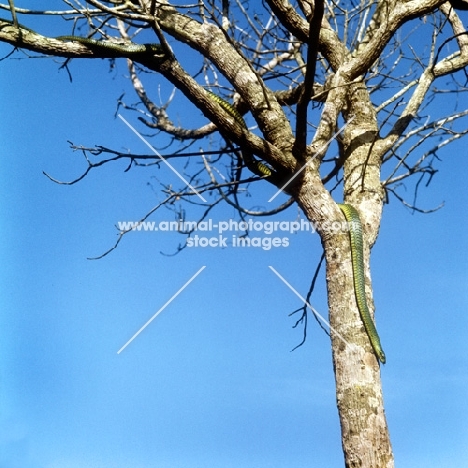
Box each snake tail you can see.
[338,203,386,364]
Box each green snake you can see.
[56,36,273,177]
[338,203,386,364]
[55,35,164,57]
[55,37,270,174]
[205,92,275,178]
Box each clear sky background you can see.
[1,6,467,468]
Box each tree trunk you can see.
[325,232,393,468]
[297,179,393,467]
[296,77,394,464]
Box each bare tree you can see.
[2,0,468,466]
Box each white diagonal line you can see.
[268,116,355,202]
[118,114,207,202]
[117,266,206,354]
[268,265,352,351]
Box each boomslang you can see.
[338,203,386,364]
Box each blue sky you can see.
[1,10,468,468]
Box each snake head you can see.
[377,349,386,364]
